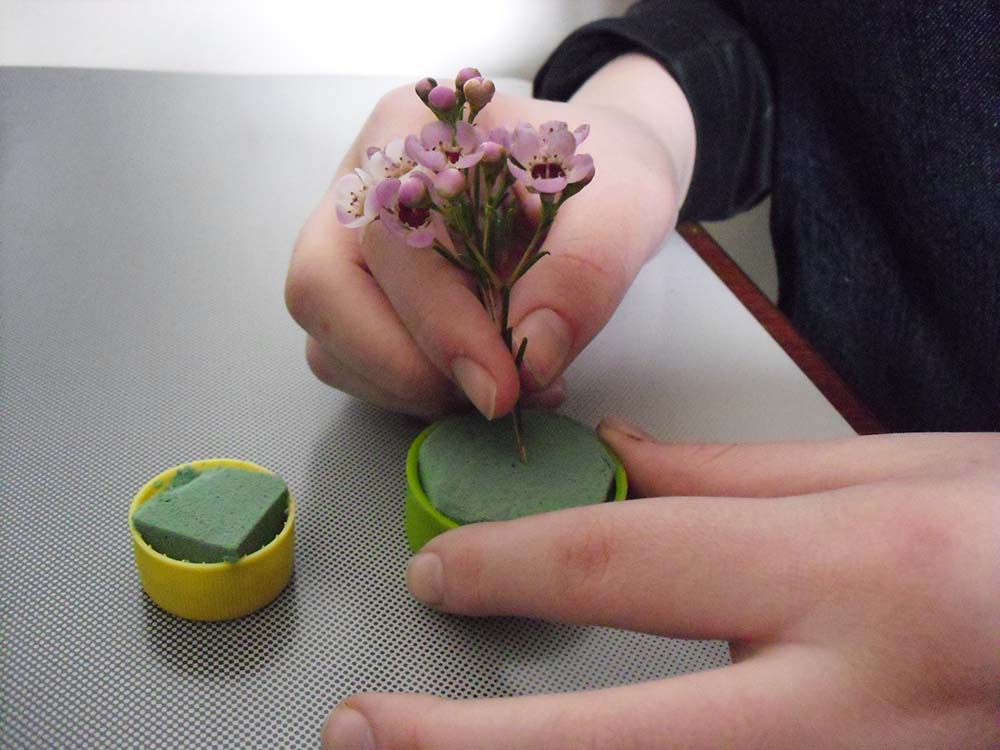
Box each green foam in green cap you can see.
[418,410,616,524]
[132,466,289,563]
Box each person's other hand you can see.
[286,55,695,419]
[323,426,1000,749]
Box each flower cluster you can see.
[334,67,594,459]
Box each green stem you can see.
[467,243,501,288]
[511,405,527,463]
[482,200,496,270]
[497,284,528,462]
[450,198,501,287]
[508,211,552,284]
[473,164,481,227]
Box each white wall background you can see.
[0,0,630,79]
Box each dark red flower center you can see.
[398,204,430,229]
[531,162,565,180]
[445,149,461,164]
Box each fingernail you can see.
[323,705,374,750]
[512,308,572,388]
[407,552,444,605]
[599,415,656,442]
[451,357,496,419]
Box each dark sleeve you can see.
[533,0,773,222]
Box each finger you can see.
[598,417,1000,498]
[520,375,566,409]
[305,337,459,419]
[360,221,520,420]
[408,494,823,642]
[508,167,671,391]
[287,193,457,414]
[323,648,851,750]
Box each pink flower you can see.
[538,120,589,147]
[334,168,378,228]
[363,139,417,180]
[507,121,594,194]
[486,127,511,149]
[375,173,439,248]
[405,121,485,171]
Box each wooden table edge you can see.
[678,222,886,436]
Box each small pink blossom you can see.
[405,121,485,171]
[455,67,481,89]
[334,168,378,228]
[507,121,594,194]
[427,85,457,111]
[414,77,436,103]
[479,127,510,164]
[480,141,504,164]
[434,168,465,199]
[398,175,428,207]
[375,173,439,247]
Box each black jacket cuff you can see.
[534,0,773,222]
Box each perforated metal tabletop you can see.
[0,68,854,748]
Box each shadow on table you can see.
[139,574,300,676]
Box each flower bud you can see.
[434,168,465,199]
[455,67,482,90]
[398,175,429,208]
[480,141,504,164]
[428,85,457,111]
[463,78,495,110]
[414,77,436,103]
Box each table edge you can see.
[678,222,886,436]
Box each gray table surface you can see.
[0,68,852,749]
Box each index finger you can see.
[408,492,831,643]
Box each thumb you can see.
[508,205,646,391]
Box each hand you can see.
[286,55,695,419]
[322,425,1000,749]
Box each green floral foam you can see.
[133,467,288,563]
[418,410,616,524]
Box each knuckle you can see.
[559,241,630,290]
[284,259,319,331]
[437,542,491,612]
[529,252,628,342]
[541,703,633,750]
[552,516,619,606]
[883,490,958,581]
[304,339,342,387]
[393,356,441,397]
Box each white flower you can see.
[334,168,378,228]
[362,139,417,180]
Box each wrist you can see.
[569,53,696,218]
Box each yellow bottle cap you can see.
[128,458,295,621]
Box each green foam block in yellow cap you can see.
[129,458,295,621]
